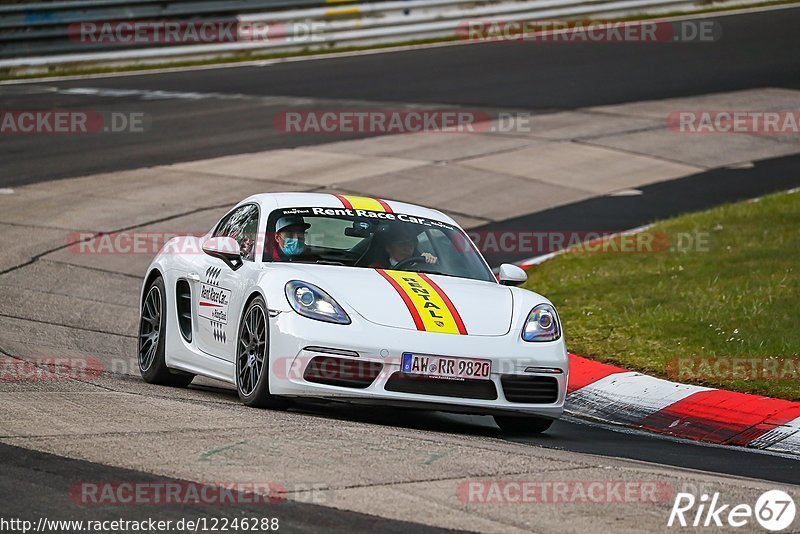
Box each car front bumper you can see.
[268,310,568,419]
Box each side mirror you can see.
[498,263,527,286]
[202,236,243,270]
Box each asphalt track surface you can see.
[0,442,456,533]
[2,7,800,186]
[285,398,800,485]
[477,152,800,264]
[1,5,800,531]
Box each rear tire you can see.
[138,275,195,388]
[236,296,289,409]
[493,415,553,435]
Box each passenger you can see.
[271,215,318,262]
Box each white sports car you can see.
[138,192,568,433]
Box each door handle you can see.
[187,272,201,282]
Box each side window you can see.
[213,204,259,261]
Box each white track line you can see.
[1,3,797,85]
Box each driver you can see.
[271,215,318,262]
[369,227,437,269]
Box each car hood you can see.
[276,265,513,336]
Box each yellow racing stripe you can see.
[334,194,393,213]
[378,270,467,335]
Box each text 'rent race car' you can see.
[138,193,568,433]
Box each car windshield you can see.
[265,206,496,283]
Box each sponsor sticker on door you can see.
[198,283,231,324]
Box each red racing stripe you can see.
[639,389,800,445]
[375,198,394,213]
[333,194,354,210]
[566,354,627,393]
[418,273,467,335]
[376,269,425,331]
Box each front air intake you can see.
[500,375,559,403]
[303,356,383,388]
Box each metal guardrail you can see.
[0,0,340,27]
[0,0,355,57]
[0,0,728,71]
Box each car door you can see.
[192,204,260,361]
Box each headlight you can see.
[285,281,351,325]
[522,303,561,342]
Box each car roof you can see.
[237,192,459,227]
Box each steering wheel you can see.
[393,256,426,270]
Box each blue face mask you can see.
[281,238,305,257]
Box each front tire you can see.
[138,275,195,387]
[236,296,289,409]
[493,415,553,435]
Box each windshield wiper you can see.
[315,260,346,266]
[415,269,453,277]
[414,269,493,283]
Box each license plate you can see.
[401,352,492,380]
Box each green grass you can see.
[525,190,800,399]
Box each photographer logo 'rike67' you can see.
[668,490,796,531]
